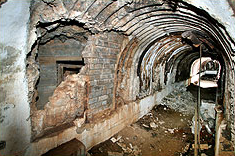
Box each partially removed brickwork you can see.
[28,28,124,139]
[84,32,124,116]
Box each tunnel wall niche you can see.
[27,22,125,140]
[37,38,85,110]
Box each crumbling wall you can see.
[31,74,88,139]
[37,38,85,109]
[1,0,235,156]
[26,21,124,138]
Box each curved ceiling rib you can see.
[74,0,235,101]
[100,1,235,101]
[85,1,234,69]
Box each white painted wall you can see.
[0,0,31,155]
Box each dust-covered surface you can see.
[88,89,216,156]
[160,87,196,115]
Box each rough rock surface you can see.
[31,74,88,138]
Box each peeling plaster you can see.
[0,0,31,155]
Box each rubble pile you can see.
[160,88,196,115]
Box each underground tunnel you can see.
[1,0,235,156]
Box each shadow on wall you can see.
[42,139,86,156]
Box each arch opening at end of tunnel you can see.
[190,57,222,88]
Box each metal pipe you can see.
[194,44,202,156]
[198,44,202,154]
[194,101,199,156]
[215,107,223,156]
[214,72,221,156]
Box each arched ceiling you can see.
[70,0,234,79]
[31,0,235,66]
[83,0,234,60]
[31,0,235,98]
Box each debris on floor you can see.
[88,88,216,156]
[192,144,210,150]
[160,87,196,115]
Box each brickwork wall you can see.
[83,32,124,116]
[36,38,85,109]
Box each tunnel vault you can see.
[23,0,235,155]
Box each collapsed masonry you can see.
[1,0,235,156]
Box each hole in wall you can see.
[36,38,86,110]
[28,20,90,110]
[26,20,91,140]
[56,60,85,84]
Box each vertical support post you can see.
[194,99,199,156]
[215,106,223,156]
[198,44,202,153]
[194,44,202,156]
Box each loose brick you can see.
[98,95,108,101]
[102,100,107,106]
[109,42,120,49]
[89,97,98,104]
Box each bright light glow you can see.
[190,57,221,88]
